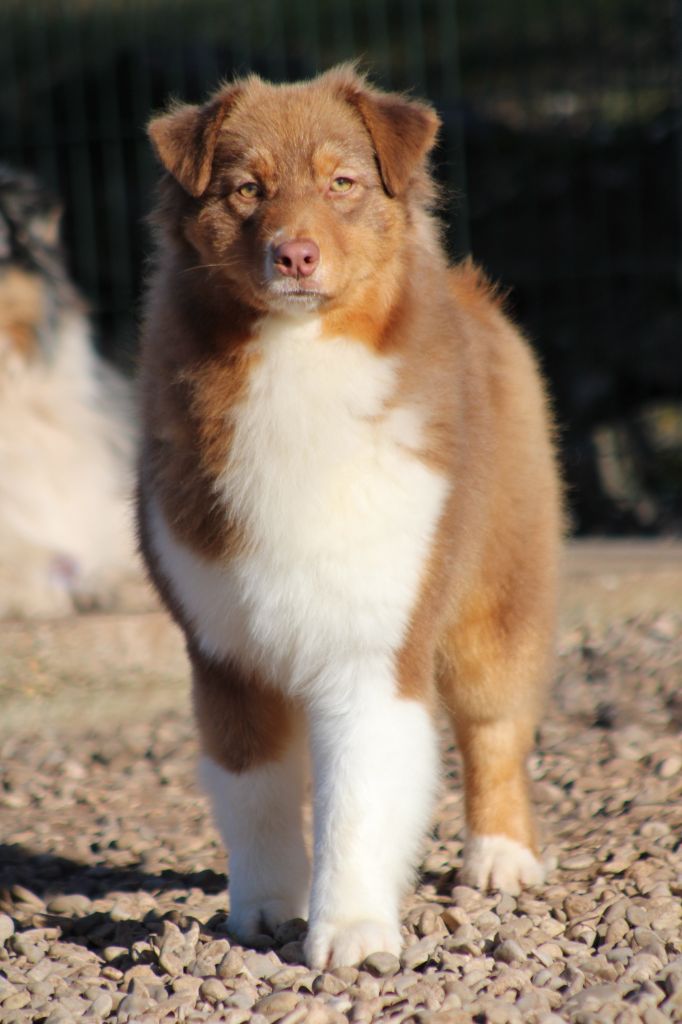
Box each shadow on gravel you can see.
[0,843,226,901]
[0,843,234,961]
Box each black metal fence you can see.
[1,0,681,533]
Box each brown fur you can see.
[0,268,45,358]
[192,644,298,774]
[138,65,563,856]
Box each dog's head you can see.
[148,65,440,321]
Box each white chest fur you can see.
[150,315,449,694]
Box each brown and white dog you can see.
[0,166,140,618]
[137,65,563,969]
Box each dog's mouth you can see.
[266,284,329,309]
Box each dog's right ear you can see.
[147,86,243,198]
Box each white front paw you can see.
[305,918,402,969]
[460,834,545,894]
[228,894,308,942]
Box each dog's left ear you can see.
[147,86,243,197]
[341,80,441,198]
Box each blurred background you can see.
[0,0,680,536]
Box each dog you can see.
[137,65,563,969]
[0,165,140,618]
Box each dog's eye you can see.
[236,182,261,199]
[330,177,354,194]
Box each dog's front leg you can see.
[304,657,439,969]
[200,742,310,941]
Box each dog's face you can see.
[148,66,440,319]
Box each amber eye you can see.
[330,177,354,193]
[236,181,261,199]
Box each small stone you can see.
[564,894,595,919]
[222,1011,252,1024]
[313,971,349,994]
[117,992,150,1018]
[493,938,526,963]
[657,756,682,779]
[10,934,44,963]
[663,971,682,997]
[0,914,15,945]
[43,1011,72,1024]
[47,894,91,915]
[2,992,30,1010]
[417,906,439,936]
[103,945,128,963]
[450,885,480,911]
[331,966,358,985]
[643,1009,670,1024]
[189,955,216,977]
[172,975,203,995]
[218,949,245,979]
[158,948,183,975]
[400,935,439,970]
[11,885,44,908]
[534,942,562,967]
[560,853,594,870]
[254,990,300,1019]
[474,910,501,938]
[243,951,280,979]
[279,940,305,964]
[273,918,307,945]
[362,951,400,977]
[269,967,303,989]
[626,905,649,927]
[603,898,628,923]
[441,906,469,931]
[276,1007,309,1024]
[101,966,123,981]
[496,893,517,916]
[200,977,230,1004]
[447,924,480,954]
[89,993,113,1017]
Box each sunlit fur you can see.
[138,65,563,969]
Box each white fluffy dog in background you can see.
[0,165,143,618]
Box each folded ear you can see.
[147,86,243,197]
[341,78,441,198]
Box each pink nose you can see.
[272,238,320,278]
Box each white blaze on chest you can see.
[151,315,449,691]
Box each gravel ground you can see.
[1,613,681,1024]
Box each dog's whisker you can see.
[179,261,241,274]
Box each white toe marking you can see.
[305,918,402,969]
[460,834,545,894]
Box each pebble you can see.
[254,990,300,1018]
[400,935,439,970]
[361,951,400,977]
[313,972,348,995]
[279,941,305,964]
[441,908,469,936]
[218,949,245,979]
[199,976,230,1003]
[656,756,681,778]
[46,894,91,915]
[626,905,649,927]
[89,993,114,1017]
[0,914,15,945]
[494,939,527,964]
[2,991,30,1010]
[243,951,281,979]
